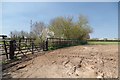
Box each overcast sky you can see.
[1,2,118,38]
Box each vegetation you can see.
[10,15,92,43]
[7,15,119,51]
[8,15,93,50]
[48,40,88,50]
[49,15,92,40]
[88,41,119,45]
[10,30,30,39]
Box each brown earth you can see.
[3,45,118,78]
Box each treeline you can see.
[10,15,93,44]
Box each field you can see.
[88,41,119,45]
[3,44,118,78]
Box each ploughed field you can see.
[3,45,118,78]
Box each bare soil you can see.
[3,45,118,78]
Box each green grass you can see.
[88,41,119,45]
[0,41,3,44]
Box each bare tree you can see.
[31,21,45,39]
[10,30,30,39]
[9,15,93,42]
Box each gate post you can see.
[43,38,48,51]
[31,39,34,54]
[46,39,48,51]
[9,40,15,60]
[19,39,21,51]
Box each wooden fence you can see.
[0,35,47,60]
[47,38,87,50]
[0,35,87,60]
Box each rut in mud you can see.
[3,45,118,78]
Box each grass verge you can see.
[88,41,119,45]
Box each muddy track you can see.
[3,45,118,78]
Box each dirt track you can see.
[3,45,118,78]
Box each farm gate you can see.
[0,35,48,61]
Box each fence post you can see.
[43,39,48,51]
[9,40,15,60]
[46,38,48,51]
[32,40,34,54]
[19,39,21,51]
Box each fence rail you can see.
[0,35,46,61]
[47,38,87,50]
[0,36,88,61]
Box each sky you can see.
[1,2,118,38]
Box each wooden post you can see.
[32,40,34,54]
[46,38,48,51]
[9,40,15,60]
[19,39,21,51]
[43,38,48,51]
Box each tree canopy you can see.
[10,15,93,41]
[49,15,93,40]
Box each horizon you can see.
[1,2,118,38]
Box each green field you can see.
[88,41,119,45]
